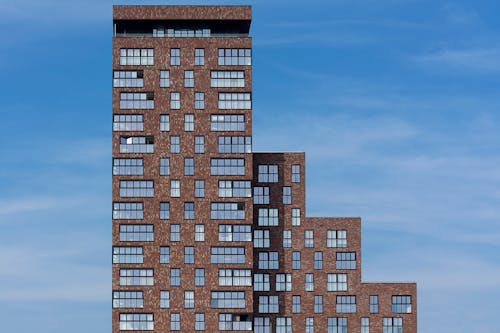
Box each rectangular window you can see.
[327,274,348,292]
[211,247,246,264]
[336,296,356,313]
[211,202,245,219]
[258,208,278,226]
[314,252,323,269]
[283,186,291,204]
[170,92,180,109]
[184,291,194,308]
[113,246,143,264]
[305,273,314,291]
[336,252,356,269]
[112,291,144,308]
[211,71,245,87]
[392,295,412,313]
[113,114,144,131]
[361,317,370,333]
[383,318,402,333]
[218,224,251,242]
[292,295,301,313]
[210,114,245,131]
[184,114,194,131]
[160,246,170,264]
[254,187,270,204]
[258,251,279,269]
[159,70,170,87]
[195,224,205,242]
[305,317,314,333]
[276,273,292,291]
[283,230,292,248]
[159,158,170,175]
[160,290,170,308]
[120,180,154,197]
[119,313,154,331]
[119,269,153,286]
[292,164,301,182]
[195,180,205,197]
[113,70,144,87]
[160,114,170,131]
[159,202,170,219]
[218,180,251,198]
[195,313,205,331]
[119,224,153,242]
[113,202,143,219]
[184,157,194,175]
[195,136,205,153]
[327,317,348,333]
[292,208,301,226]
[119,48,154,66]
[170,268,180,286]
[211,291,246,308]
[195,48,205,65]
[370,295,379,313]
[218,136,252,153]
[194,92,205,109]
[113,158,143,175]
[218,92,251,109]
[184,70,194,87]
[171,313,180,331]
[219,269,252,286]
[184,246,194,264]
[210,158,245,175]
[195,268,205,286]
[170,135,180,153]
[276,317,292,333]
[219,314,252,331]
[292,251,301,270]
[314,295,323,313]
[120,92,154,109]
[327,230,347,248]
[254,317,271,333]
[253,229,270,248]
[170,224,180,242]
[305,230,314,248]
[120,136,154,153]
[258,295,279,313]
[170,48,180,65]
[218,48,252,66]
[258,165,278,182]
[170,180,180,197]
[253,273,270,291]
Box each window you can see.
[170,180,180,197]
[195,268,205,286]
[314,252,323,269]
[195,136,205,153]
[361,317,370,333]
[305,273,314,291]
[292,251,301,269]
[184,246,194,264]
[119,224,153,242]
[120,92,154,109]
[160,202,170,219]
[113,246,143,264]
[170,48,180,65]
[327,230,347,248]
[211,247,246,264]
[113,70,144,87]
[392,296,412,313]
[119,313,154,331]
[336,296,356,313]
[113,202,143,219]
[211,114,245,131]
[120,180,154,197]
[219,269,252,286]
[160,114,170,131]
[292,295,301,313]
[159,158,170,176]
[292,208,301,226]
[210,158,245,175]
[370,295,379,313]
[184,70,194,87]
[170,92,180,109]
[160,70,170,87]
[218,48,251,65]
[211,291,246,308]
[314,295,323,313]
[113,291,143,308]
[336,252,356,269]
[328,274,348,292]
[218,224,251,242]
[283,187,291,204]
[160,291,170,308]
[258,208,278,226]
[113,158,143,175]
[276,317,292,333]
[119,48,154,66]
[195,48,204,65]
[305,317,314,333]
[383,318,402,333]
[276,274,292,291]
[160,246,170,264]
[258,295,279,313]
[254,229,270,248]
[195,313,205,331]
[327,317,348,333]
[184,291,194,308]
[170,313,180,331]
[170,224,180,242]
[195,224,205,242]
[211,202,245,219]
[254,187,270,204]
[165,28,210,37]
[254,317,271,333]
[283,230,292,247]
[218,136,252,153]
[194,92,205,109]
[120,136,154,153]
[170,135,180,153]
[305,230,314,248]
[211,71,245,87]
[170,268,180,286]
[253,273,270,291]
[218,180,252,198]
[113,114,144,131]
[219,314,252,331]
[195,180,205,197]
[258,251,279,269]
[292,164,301,182]
[258,165,278,182]
[185,114,194,131]
[184,158,194,175]
[218,92,251,109]
[119,269,153,286]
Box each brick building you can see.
[112,5,417,333]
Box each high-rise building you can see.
[112,5,417,333]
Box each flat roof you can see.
[113,5,252,21]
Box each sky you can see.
[0,0,499,332]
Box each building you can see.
[112,5,417,333]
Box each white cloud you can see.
[416,47,500,73]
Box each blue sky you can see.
[1,0,499,332]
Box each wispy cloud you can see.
[416,47,500,73]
